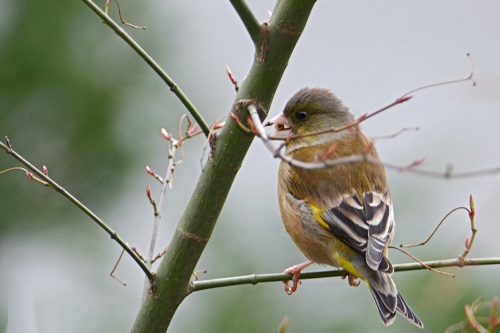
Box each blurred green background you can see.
[1,1,500,332]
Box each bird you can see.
[266,87,423,328]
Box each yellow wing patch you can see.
[311,203,368,284]
[309,204,331,231]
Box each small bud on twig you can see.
[469,194,475,220]
[225,65,239,92]
[161,128,172,141]
[146,166,164,184]
[187,124,200,137]
[146,185,153,203]
[397,95,413,104]
[229,112,251,133]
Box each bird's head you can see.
[267,88,355,148]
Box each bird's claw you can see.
[281,261,312,295]
[283,272,301,295]
[341,273,360,287]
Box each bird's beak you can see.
[265,113,292,140]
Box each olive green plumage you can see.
[271,87,423,328]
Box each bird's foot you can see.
[282,260,313,295]
[341,273,360,287]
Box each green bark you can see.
[131,1,317,332]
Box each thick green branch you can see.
[0,139,152,280]
[130,1,317,332]
[81,0,210,136]
[190,257,500,292]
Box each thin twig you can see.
[81,0,210,137]
[401,206,471,248]
[248,104,267,139]
[199,116,227,170]
[190,257,500,292]
[405,53,476,99]
[364,53,476,124]
[371,127,419,141]
[401,195,477,268]
[152,247,168,264]
[112,0,146,29]
[389,245,455,277]
[110,249,127,286]
[0,166,52,187]
[242,106,500,179]
[267,55,475,143]
[459,195,477,264]
[447,297,495,333]
[146,141,177,270]
[0,138,153,280]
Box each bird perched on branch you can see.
[267,87,423,328]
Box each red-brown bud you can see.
[469,194,475,219]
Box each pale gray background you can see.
[1,1,500,332]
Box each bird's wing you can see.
[320,191,394,273]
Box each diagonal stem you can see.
[0,139,153,280]
[80,0,210,137]
[230,0,262,46]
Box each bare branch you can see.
[389,246,455,277]
[0,138,153,281]
[267,55,475,142]
[401,206,471,248]
[105,0,146,29]
[81,0,210,136]
[244,104,500,179]
[190,257,500,292]
[131,1,318,330]
[110,249,127,286]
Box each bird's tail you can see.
[369,283,424,328]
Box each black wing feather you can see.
[320,191,394,273]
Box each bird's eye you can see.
[295,110,309,121]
